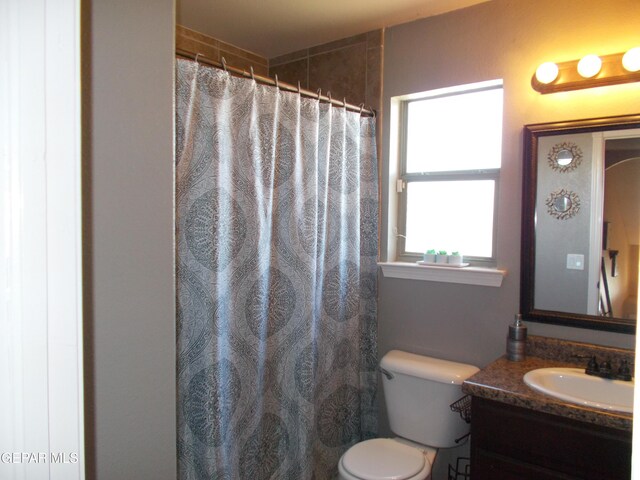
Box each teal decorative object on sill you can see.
[449,251,463,265]
[423,249,437,263]
[436,250,448,264]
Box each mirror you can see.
[546,189,580,219]
[549,143,582,171]
[521,114,640,333]
[556,150,574,167]
[552,194,572,212]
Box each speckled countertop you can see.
[462,335,634,432]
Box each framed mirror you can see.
[521,113,640,333]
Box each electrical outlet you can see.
[566,254,584,270]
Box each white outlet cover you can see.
[567,254,585,270]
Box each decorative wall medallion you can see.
[548,142,583,172]
[546,189,581,220]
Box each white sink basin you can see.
[523,367,634,413]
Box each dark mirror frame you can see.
[521,113,640,334]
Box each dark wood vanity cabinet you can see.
[470,397,632,480]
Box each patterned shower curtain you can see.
[175,58,378,480]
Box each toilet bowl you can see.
[337,350,479,480]
[338,438,437,480]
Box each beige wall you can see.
[380,0,640,472]
[83,0,176,478]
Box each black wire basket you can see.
[448,457,471,480]
[450,395,472,424]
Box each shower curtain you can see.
[175,58,378,480]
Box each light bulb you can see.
[535,62,559,84]
[622,47,640,72]
[577,54,602,78]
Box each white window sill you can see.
[378,262,506,287]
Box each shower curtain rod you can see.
[176,49,375,117]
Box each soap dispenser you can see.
[506,314,527,361]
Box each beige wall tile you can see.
[270,58,309,89]
[219,41,268,67]
[176,35,220,62]
[366,29,384,48]
[270,48,309,67]
[308,33,367,56]
[176,25,218,48]
[176,24,268,73]
[308,43,367,106]
[365,46,383,111]
[220,51,269,76]
[268,30,383,159]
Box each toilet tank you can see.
[380,350,479,448]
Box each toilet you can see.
[338,350,479,480]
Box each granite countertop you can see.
[462,336,634,432]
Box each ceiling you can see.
[177,0,490,59]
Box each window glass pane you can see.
[405,180,495,258]
[406,87,503,173]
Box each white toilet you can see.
[338,350,479,480]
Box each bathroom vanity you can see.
[462,336,633,480]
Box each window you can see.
[395,81,503,265]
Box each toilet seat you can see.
[340,438,432,480]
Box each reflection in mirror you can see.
[602,138,640,320]
[554,195,572,212]
[556,149,574,166]
[548,142,582,172]
[545,189,580,220]
[521,114,640,333]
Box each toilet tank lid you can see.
[381,350,479,385]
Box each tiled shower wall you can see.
[176,25,269,76]
[176,25,384,161]
[269,30,383,116]
[177,25,383,116]
[270,30,384,161]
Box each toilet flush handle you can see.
[379,367,394,380]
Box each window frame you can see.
[395,85,502,266]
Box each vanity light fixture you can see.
[532,47,640,94]
[576,54,602,78]
[535,62,559,84]
[622,47,640,72]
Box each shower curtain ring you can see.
[297,81,302,94]
[275,74,279,90]
[359,103,365,115]
[221,57,228,72]
[250,66,255,81]
[194,53,202,64]
[343,98,347,108]
[327,91,332,104]
[317,88,322,100]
